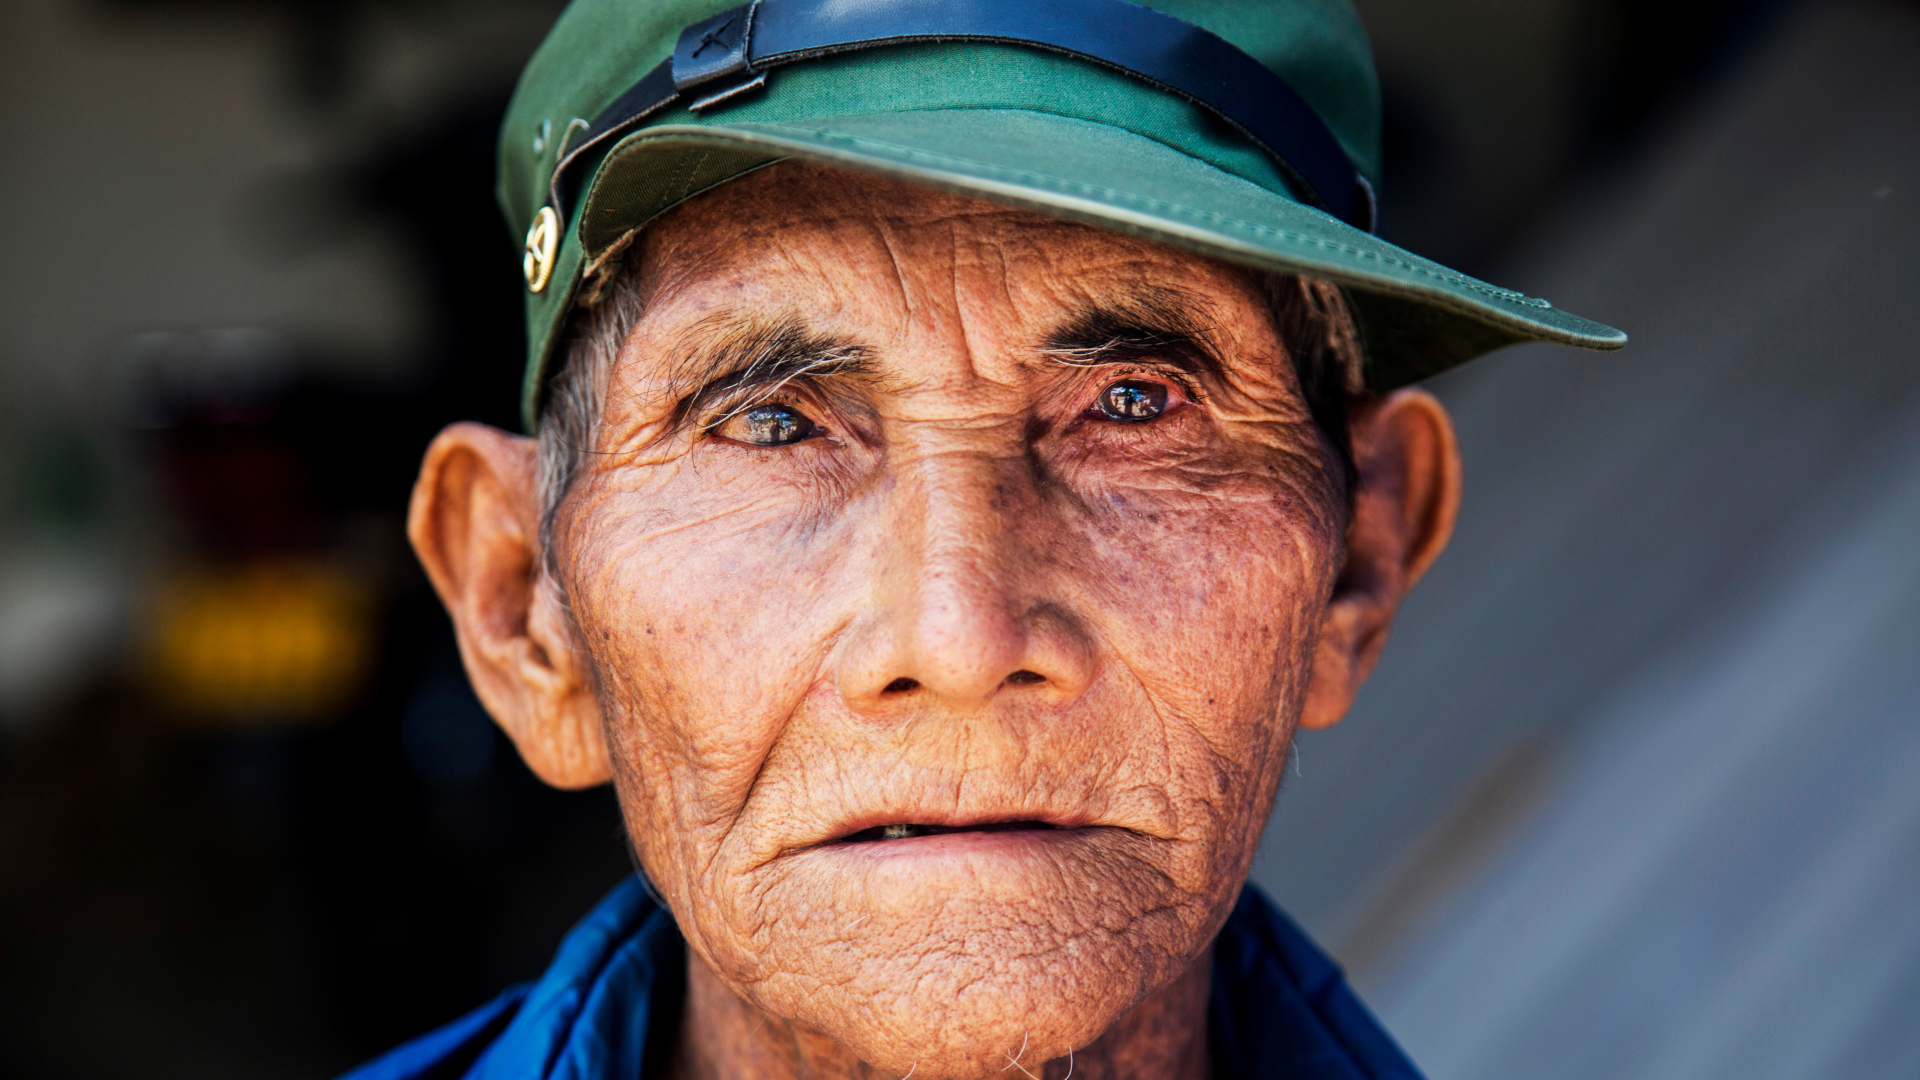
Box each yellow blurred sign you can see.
[146,561,372,725]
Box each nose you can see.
[835,449,1095,711]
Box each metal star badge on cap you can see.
[523,206,560,292]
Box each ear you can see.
[1299,388,1462,731]
[407,422,611,788]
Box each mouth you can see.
[835,820,1061,844]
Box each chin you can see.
[754,955,1142,1080]
[691,825,1216,1079]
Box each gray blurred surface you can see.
[1251,2,1920,1076]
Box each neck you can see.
[666,951,1214,1080]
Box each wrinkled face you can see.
[553,166,1346,1076]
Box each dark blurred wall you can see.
[1353,0,1790,270]
[0,3,639,1078]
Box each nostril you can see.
[883,678,920,694]
[1004,670,1046,687]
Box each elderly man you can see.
[347,1,1622,1078]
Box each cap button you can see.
[523,206,560,293]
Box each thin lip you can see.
[800,812,1100,854]
[819,824,1098,861]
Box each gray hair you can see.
[535,251,1367,566]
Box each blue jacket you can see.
[341,877,1422,1080]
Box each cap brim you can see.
[575,108,1624,394]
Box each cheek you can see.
[1071,440,1341,687]
[1057,443,1341,819]
[560,467,854,879]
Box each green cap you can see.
[499,0,1625,430]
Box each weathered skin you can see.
[409,166,1461,1080]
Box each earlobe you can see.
[408,422,612,788]
[1298,389,1462,731]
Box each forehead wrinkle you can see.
[813,207,1011,403]
[636,177,1273,421]
[939,218,1022,398]
[925,222,1155,399]
[863,211,924,351]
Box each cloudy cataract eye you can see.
[1098,379,1168,421]
[738,403,816,445]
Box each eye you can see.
[1095,379,1170,422]
[720,403,818,446]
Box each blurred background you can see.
[0,0,1912,1076]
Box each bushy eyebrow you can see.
[1038,287,1225,379]
[665,314,876,425]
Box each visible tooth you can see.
[881,824,920,840]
